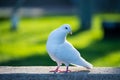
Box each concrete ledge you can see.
[0,66,120,80]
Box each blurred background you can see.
[0,0,120,67]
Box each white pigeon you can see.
[46,24,93,73]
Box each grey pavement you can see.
[0,66,120,80]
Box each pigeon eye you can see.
[65,27,68,29]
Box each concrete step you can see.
[0,66,120,80]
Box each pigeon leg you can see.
[66,66,71,72]
[50,63,62,72]
[59,66,71,73]
[49,66,60,72]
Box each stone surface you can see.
[0,66,120,80]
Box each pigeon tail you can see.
[83,61,93,69]
[80,57,93,69]
[72,57,93,69]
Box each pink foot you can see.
[49,70,61,72]
[49,66,60,72]
[59,70,71,73]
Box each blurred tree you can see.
[71,0,93,31]
[11,0,25,31]
[71,0,120,38]
[96,0,120,38]
[78,0,92,31]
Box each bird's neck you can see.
[48,30,67,44]
[57,33,67,44]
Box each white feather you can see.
[46,24,93,69]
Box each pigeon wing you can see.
[55,41,93,68]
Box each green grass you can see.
[0,14,120,67]
[0,16,79,61]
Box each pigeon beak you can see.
[69,31,72,35]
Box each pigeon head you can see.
[47,24,72,44]
[59,24,72,35]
